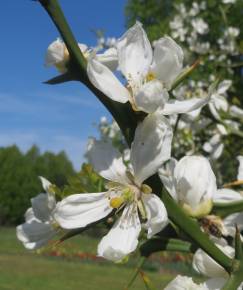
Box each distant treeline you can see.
[0,145,75,225]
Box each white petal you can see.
[193,243,234,278]
[142,193,168,238]
[217,80,232,95]
[97,204,141,262]
[87,57,129,103]
[158,158,178,200]
[54,192,112,229]
[86,139,130,184]
[208,102,221,120]
[151,36,183,88]
[45,38,66,67]
[213,95,228,112]
[237,156,243,180]
[78,43,88,54]
[161,97,209,115]
[174,156,216,209]
[131,111,173,184]
[213,188,243,203]
[229,105,243,119]
[164,275,207,290]
[96,47,118,71]
[31,193,52,222]
[39,176,52,192]
[16,220,56,250]
[134,79,169,113]
[117,21,152,82]
[203,278,226,290]
[224,213,243,234]
[39,176,56,211]
[24,208,36,223]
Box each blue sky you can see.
[0,1,127,170]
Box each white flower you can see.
[204,278,243,290]
[191,18,209,35]
[208,80,231,120]
[164,275,208,290]
[213,188,243,237]
[45,38,118,73]
[87,22,210,114]
[165,275,242,290]
[203,124,227,160]
[159,156,216,217]
[54,112,172,262]
[229,105,243,120]
[237,156,243,180]
[193,239,234,278]
[203,134,224,160]
[16,177,58,250]
[222,0,236,4]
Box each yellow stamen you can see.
[146,72,156,82]
[110,197,124,209]
[141,184,152,194]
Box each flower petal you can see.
[174,156,216,210]
[158,158,178,200]
[193,243,234,278]
[117,21,152,82]
[237,156,243,180]
[16,220,56,250]
[97,204,141,262]
[213,188,243,203]
[131,111,173,184]
[161,97,209,115]
[96,47,118,71]
[87,57,129,103]
[45,38,66,67]
[39,176,52,192]
[203,278,226,290]
[39,176,56,211]
[217,80,232,95]
[24,208,36,223]
[54,192,112,229]
[86,139,130,184]
[151,36,183,89]
[164,275,207,290]
[134,79,169,113]
[31,193,52,223]
[142,193,168,238]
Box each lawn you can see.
[0,228,173,290]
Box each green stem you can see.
[222,261,243,290]
[124,257,146,290]
[38,0,139,145]
[161,190,233,273]
[213,200,243,218]
[39,0,87,73]
[140,238,197,257]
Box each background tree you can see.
[0,145,74,225]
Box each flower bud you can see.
[45,38,69,73]
[174,156,216,217]
[45,39,89,73]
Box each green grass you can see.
[0,228,173,290]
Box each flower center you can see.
[108,183,152,209]
[145,71,156,82]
